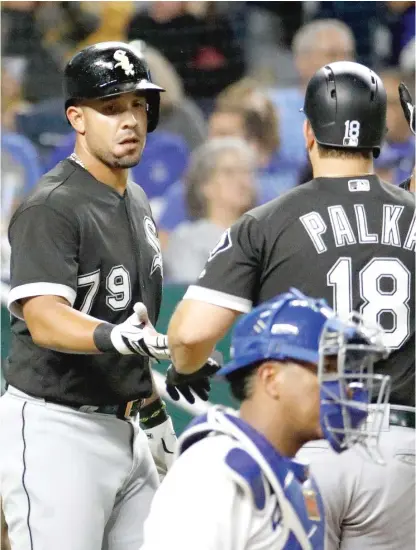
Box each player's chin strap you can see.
[178,406,315,550]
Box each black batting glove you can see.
[165,352,222,404]
[399,82,415,135]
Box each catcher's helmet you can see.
[63,41,164,132]
[217,288,390,460]
[303,61,387,157]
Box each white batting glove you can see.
[94,302,170,361]
[139,398,177,481]
[143,416,177,480]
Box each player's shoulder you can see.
[379,178,415,206]
[179,433,236,466]
[173,433,243,483]
[245,180,319,227]
[175,432,268,510]
[13,159,83,220]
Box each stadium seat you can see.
[1,131,43,195]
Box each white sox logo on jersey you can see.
[113,50,135,76]
[144,216,163,276]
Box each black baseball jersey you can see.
[6,158,163,405]
[185,175,416,406]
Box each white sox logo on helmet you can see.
[113,50,135,76]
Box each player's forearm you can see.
[167,299,238,374]
[22,296,103,354]
[168,311,214,374]
[169,339,214,374]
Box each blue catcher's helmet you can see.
[218,288,391,462]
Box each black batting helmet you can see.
[303,61,387,157]
[63,41,164,132]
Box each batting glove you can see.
[165,351,222,404]
[93,302,170,361]
[139,398,177,481]
[399,82,415,135]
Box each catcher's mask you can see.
[318,312,391,464]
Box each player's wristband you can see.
[93,322,116,352]
[140,397,168,429]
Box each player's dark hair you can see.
[226,362,262,402]
[317,143,372,160]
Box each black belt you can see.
[46,399,142,420]
[390,408,415,429]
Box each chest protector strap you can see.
[178,407,318,550]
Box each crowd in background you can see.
[2,0,415,284]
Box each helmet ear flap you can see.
[147,92,160,133]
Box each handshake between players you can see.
[94,300,221,403]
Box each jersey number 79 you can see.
[327,257,411,349]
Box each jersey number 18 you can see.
[327,257,410,349]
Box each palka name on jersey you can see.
[300,204,416,254]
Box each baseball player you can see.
[166,61,415,549]
[0,42,214,550]
[143,289,390,550]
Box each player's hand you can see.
[399,82,415,135]
[109,303,170,360]
[165,351,222,404]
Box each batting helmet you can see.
[63,41,164,132]
[303,61,387,158]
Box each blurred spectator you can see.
[380,69,415,185]
[309,2,383,67]
[1,132,43,280]
[245,2,304,87]
[209,104,277,172]
[163,138,256,283]
[2,2,98,103]
[157,98,282,247]
[385,1,415,72]
[69,2,135,51]
[1,64,28,132]
[215,77,280,167]
[374,145,402,183]
[1,132,42,217]
[292,19,356,87]
[215,79,302,194]
[127,1,245,101]
[130,40,207,150]
[268,19,356,171]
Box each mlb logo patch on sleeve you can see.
[348,179,370,192]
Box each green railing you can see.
[1,285,236,434]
